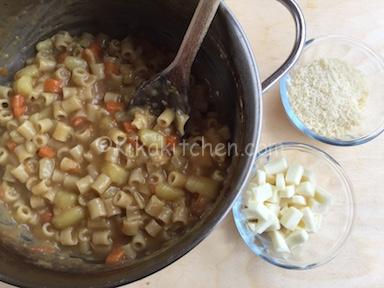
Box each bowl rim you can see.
[232,141,355,270]
[280,34,384,146]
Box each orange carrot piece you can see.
[6,141,17,152]
[57,52,68,64]
[89,42,102,59]
[44,78,61,93]
[166,135,178,146]
[106,246,125,265]
[105,101,123,113]
[149,184,156,194]
[39,210,53,224]
[0,185,4,200]
[30,246,56,254]
[71,116,88,128]
[127,136,139,146]
[11,94,26,118]
[104,61,120,75]
[0,67,8,77]
[38,146,56,158]
[123,121,137,133]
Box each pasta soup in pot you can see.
[0,31,231,265]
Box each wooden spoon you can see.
[130,0,221,121]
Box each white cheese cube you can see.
[280,207,303,230]
[296,181,315,197]
[301,207,316,233]
[268,230,290,254]
[251,218,274,234]
[247,222,257,232]
[251,183,272,203]
[289,195,307,207]
[264,158,288,175]
[266,214,281,231]
[279,185,295,198]
[242,208,258,221]
[307,197,322,211]
[275,173,286,190]
[265,203,280,217]
[245,202,271,221]
[303,168,316,184]
[285,164,304,185]
[279,206,289,217]
[243,189,256,204]
[267,187,280,204]
[315,187,333,209]
[285,229,309,249]
[253,169,266,185]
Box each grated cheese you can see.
[288,58,368,138]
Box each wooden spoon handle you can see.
[172,0,221,76]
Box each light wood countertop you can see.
[3,1,384,287]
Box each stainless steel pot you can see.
[0,0,305,287]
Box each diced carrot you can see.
[71,116,88,128]
[149,184,156,194]
[57,52,68,64]
[105,101,123,113]
[0,67,8,77]
[11,94,26,118]
[30,246,56,254]
[123,121,137,134]
[127,136,139,146]
[39,210,53,224]
[0,184,4,200]
[89,42,102,59]
[44,78,61,93]
[104,60,120,75]
[166,135,178,147]
[37,146,56,158]
[6,141,17,152]
[106,246,125,265]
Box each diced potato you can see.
[52,206,85,230]
[101,162,129,186]
[54,190,77,209]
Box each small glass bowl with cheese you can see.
[280,35,384,146]
[232,142,354,269]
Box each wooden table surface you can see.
[3,0,384,287]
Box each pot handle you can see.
[261,0,306,93]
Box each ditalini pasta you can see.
[0,31,230,265]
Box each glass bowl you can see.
[232,142,354,269]
[280,35,384,146]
